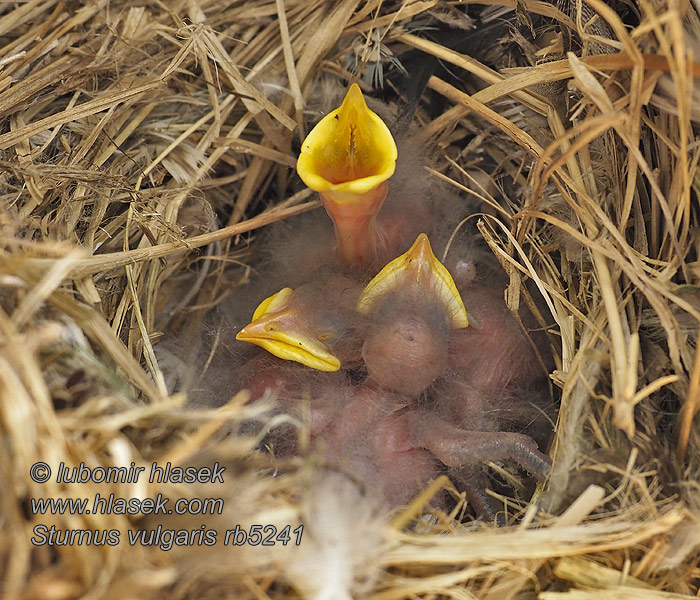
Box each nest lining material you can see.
[1,0,699,599]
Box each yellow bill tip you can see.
[342,82,368,116]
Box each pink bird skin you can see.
[232,234,551,519]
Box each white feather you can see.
[285,471,386,600]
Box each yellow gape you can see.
[297,84,398,266]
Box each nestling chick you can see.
[296,83,475,273]
[353,234,551,511]
[297,83,398,267]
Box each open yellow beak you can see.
[297,83,398,266]
[356,233,469,329]
[235,288,342,372]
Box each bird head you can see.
[357,233,468,395]
[235,277,364,372]
[297,83,398,266]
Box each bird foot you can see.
[451,467,506,525]
[408,411,551,481]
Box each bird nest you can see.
[1,0,699,598]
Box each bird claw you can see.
[506,434,552,481]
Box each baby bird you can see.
[357,233,468,395]
[227,271,367,438]
[295,83,470,273]
[354,234,551,511]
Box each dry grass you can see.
[1,0,699,598]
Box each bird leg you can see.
[407,410,551,481]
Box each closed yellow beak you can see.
[236,288,341,372]
[357,233,469,329]
[296,84,398,266]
